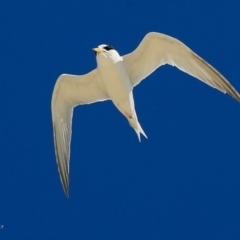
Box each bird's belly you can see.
[99,62,134,115]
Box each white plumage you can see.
[51,32,240,197]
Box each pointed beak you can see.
[92,48,103,54]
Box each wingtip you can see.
[63,188,70,198]
[234,93,240,103]
[59,177,70,198]
[61,177,70,198]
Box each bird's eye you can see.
[103,45,114,51]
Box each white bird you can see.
[51,32,240,197]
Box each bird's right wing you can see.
[122,32,240,102]
[51,69,108,197]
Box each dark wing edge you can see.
[51,71,109,197]
[53,108,73,198]
[123,32,240,102]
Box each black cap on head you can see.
[103,45,114,51]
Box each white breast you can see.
[96,53,133,113]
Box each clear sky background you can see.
[1,0,240,239]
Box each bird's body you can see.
[97,48,132,116]
[51,32,240,197]
[95,46,146,140]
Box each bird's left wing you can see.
[51,69,108,197]
[122,32,240,102]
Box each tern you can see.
[51,32,240,197]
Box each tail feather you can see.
[135,130,141,142]
[134,128,148,142]
[129,118,148,142]
[125,106,148,141]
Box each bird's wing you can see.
[51,69,108,197]
[122,32,240,102]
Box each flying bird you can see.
[51,32,240,197]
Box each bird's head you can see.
[93,44,114,54]
[92,44,121,60]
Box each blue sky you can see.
[1,0,240,239]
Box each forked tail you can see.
[134,125,148,142]
[129,117,148,142]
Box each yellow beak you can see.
[92,48,103,54]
